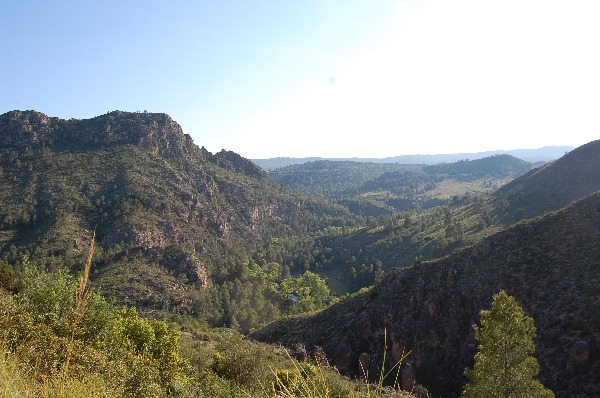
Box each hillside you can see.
[269,155,532,216]
[274,145,600,293]
[254,190,600,397]
[492,139,600,222]
[268,160,422,199]
[253,146,571,169]
[0,110,356,329]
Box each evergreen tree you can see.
[463,290,554,398]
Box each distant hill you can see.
[253,146,572,170]
[254,190,600,397]
[268,160,422,199]
[269,154,533,216]
[268,143,600,293]
[0,110,356,328]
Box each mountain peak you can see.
[0,109,206,162]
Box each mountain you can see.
[2,109,598,396]
[253,190,600,397]
[252,146,572,170]
[0,110,356,328]
[269,155,533,216]
[275,144,600,294]
[492,139,600,222]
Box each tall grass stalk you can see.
[360,328,411,396]
[268,349,330,398]
[61,230,95,393]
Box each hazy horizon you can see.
[2,1,599,159]
[249,145,574,160]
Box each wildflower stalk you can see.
[60,230,95,394]
[361,328,411,396]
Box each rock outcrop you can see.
[0,110,267,180]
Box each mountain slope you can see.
[288,144,600,292]
[269,155,533,216]
[0,110,355,326]
[254,190,600,397]
[493,139,600,221]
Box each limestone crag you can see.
[0,110,268,180]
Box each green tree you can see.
[463,290,554,398]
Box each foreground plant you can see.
[359,328,411,396]
[463,290,554,398]
[62,229,95,391]
[0,236,191,397]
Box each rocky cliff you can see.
[0,110,267,179]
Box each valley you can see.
[0,110,598,397]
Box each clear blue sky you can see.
[2,1,599,158]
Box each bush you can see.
[0,263,191,397]
[463,290,554,398]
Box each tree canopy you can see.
[463,290,554,398]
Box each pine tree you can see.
[463,290,554,398]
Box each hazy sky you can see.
[1,1,599,159]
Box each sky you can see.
[1,1,599,159]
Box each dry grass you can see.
[0,343,117,398]
[359,329,411,396]
[61,230,95,393]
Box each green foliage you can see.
[253,262,326,301]
[211,337,270,390]
[269,156,531,216]
[273,361,331,397]
[0,258,22,292]
[463,290,554,398]
[0,264,191,397]
[0,348,120,398]
[285,270,330,312]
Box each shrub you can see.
[463,290,554,398]
[0,260,191,397]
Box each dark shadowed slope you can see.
[493,139,600,221]
[254,190,600,398]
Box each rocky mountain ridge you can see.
[0,110,266,179]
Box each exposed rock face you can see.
[254,191,600,398]
[0,109,356,322]
[0,110,266,179]
[1,110,189,156]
